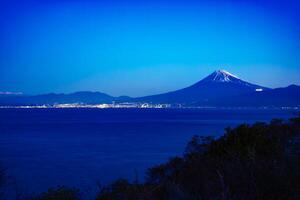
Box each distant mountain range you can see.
[0,91,131,106]
[1,70,299,107]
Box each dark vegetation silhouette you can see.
[95,117,300,200]
[4,117,300,200]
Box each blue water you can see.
[0,108,296,197]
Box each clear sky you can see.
[0,0,299,97]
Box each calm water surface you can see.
[0,108,296,197]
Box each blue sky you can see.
[0,0,299,96]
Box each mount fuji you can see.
[134,70,269,104]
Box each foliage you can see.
[96,117,300,200]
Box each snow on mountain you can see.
[193,69,268,89]
[198,69,267,91]
[203,69,240,82]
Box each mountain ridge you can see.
[0,70,299,107]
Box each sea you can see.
[0,108,297,198]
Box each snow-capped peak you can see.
[209,69,240,82]
[217,70,239,79]
[195,69,268,91]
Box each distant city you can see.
[0,103,298,110]
[0,102,171,109]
